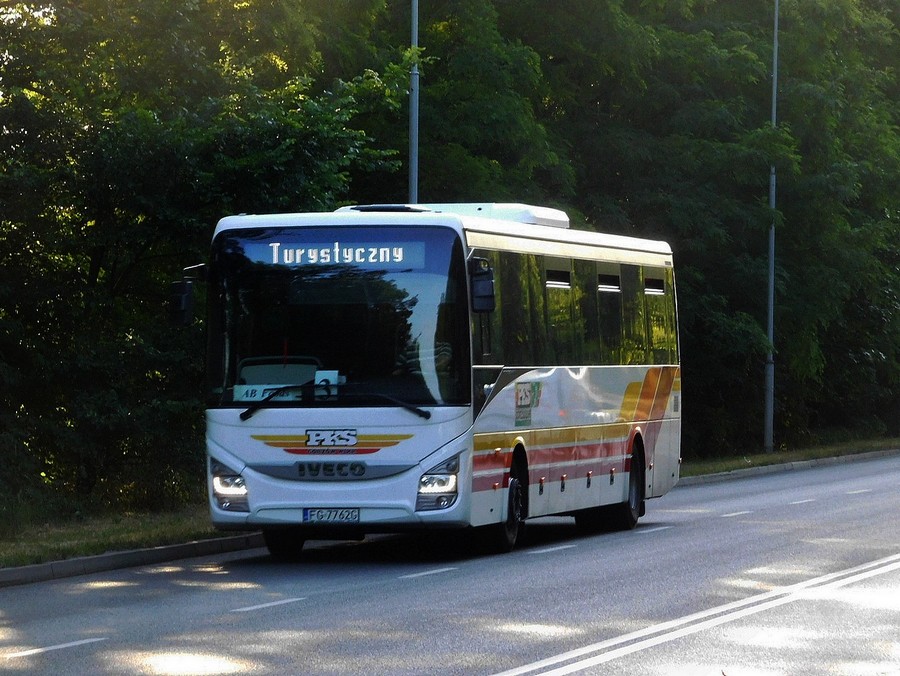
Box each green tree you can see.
[1,0,897,524]
[495,0,899,454]
[348,0,575,203]
[773,0,900,443]
[0,0,399,516]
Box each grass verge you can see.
[2,439,898,569]
[0,506,217,569]
[681,437,900,477]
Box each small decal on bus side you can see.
[515,382,543,427]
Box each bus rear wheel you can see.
[575,451,644,533]
[263,527,307,561]
[611,454,643,530]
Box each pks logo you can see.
[307,429,357,447]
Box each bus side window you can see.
[524,253,550,365]
[596,262,623,366]
[620,264,649,365]
[644,267,678,365]
[544,258,576,365]
[472,249,502,364]
[494,250,546,366]
[574,259,601,363]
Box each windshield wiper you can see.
[340,391,432,420]
[239,383,313,421]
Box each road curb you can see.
[678,448,900,486]
[0,532,264,589]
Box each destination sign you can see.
[243,240,426,269]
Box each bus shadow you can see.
[230,516,643,570]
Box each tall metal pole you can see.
[409,0,419,203]
[764,0,780,453]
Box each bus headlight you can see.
[417,455,460,511]
[211,458,249,512]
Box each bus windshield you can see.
[207,225,471,410]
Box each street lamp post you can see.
[764,0,780,453]
[409,0,419,204]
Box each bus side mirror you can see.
[169,279,195,326]
[169,264,206,326]
[469,257,495,313]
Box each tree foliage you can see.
[0,0,399,518]
[1,0,897,521]
[491,0,899,452]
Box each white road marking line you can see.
[6,638,108,659]
[637,526,672,534]
[399,567,458,579]
[847,489,872,495]
[492,552,900,676]
[657,509,713,514]
[790,499,816,505]
[231,597,305,613]
[529,545,578,555]
[721,511,752,517]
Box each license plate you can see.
[302,508,360,524]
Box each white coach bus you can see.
[180,203,681,557]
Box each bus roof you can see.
[333,202,568,227]
[214,203,673,264]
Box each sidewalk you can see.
[2,448,897,588]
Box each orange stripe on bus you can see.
[633,367,661,421]
[619,381,643,421]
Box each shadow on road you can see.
[223,515,656,571]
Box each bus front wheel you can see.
[486,461,526,553]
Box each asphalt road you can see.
[2,454,899,675]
